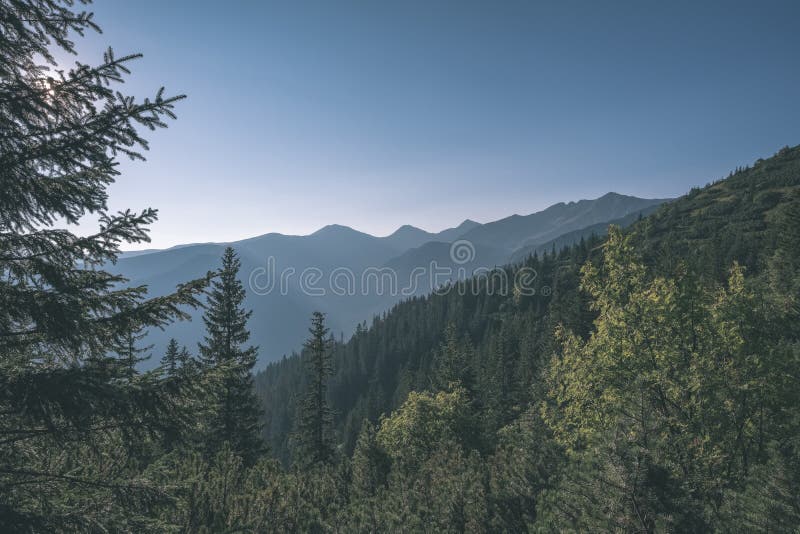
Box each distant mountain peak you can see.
[113,189,673,369]
[390,224,427,235]
[381,224,434,250]
[311,224,361,236]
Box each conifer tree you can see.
[0,1,211,529]
[350,420,388,497]
[115,322,152,371]
[161,337,196,379]
[294,311,336,467]
[433,323,476,397]
[158,338,191,451]
[768,190,800,298]
[177,345,193,371]
[162,338,181,376]
[198,247,265,464]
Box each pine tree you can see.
[115,322,152,371]
[198,247,265,464]
[294,311,336,467]
[158,338,191,451]
[178,345,193,372]
[0,1,211,530]
[162,338,181,376]
[350,420,388,497]
[160,338,194,376]
[433,323,476,396]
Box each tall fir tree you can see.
[115,322,152,372]
[0,1,211,529]
[160,338,194,376]
[294,311,336,467]
[162,338,181,376]
[433,323,477,397]
[198,246,265,464]
[177,345,193,372]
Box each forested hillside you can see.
[256,146,800,463]
[256,240,595,462]
[3,2,799,531]
[250,145,800,530]
[635,146,800,275]
[108,193,662,368]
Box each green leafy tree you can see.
[717,442,800,531]
[487,408,560,531]
[375,445,490,533]
[198,247,265,464]
[350,420,389,498]
[542,226,793,530]
[376,387,471,472]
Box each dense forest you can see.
[2,1,799,532]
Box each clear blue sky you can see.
[67,0,800,249]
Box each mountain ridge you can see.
[115,192,670,367]
[256,144,800,464]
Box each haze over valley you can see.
[4,1,800,531]
[116,192,668,366]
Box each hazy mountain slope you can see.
[256,144,800,463]
[234,226,400,278]
[382,241,509,297]
[460,192,670,251]
[118,193,666,368]
[114,227,403,368]
[431,219,481,242]
[379,225,437,251]
[377,219,482,250]
[385,197,669,295]
[509,203,665,264]
[118,242,217,260]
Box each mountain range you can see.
[115,192,669,367]
[255,144,800,467]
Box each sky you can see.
[64,0,800,249]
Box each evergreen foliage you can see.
[293,311,336,467]
[251,145,800,531]
[3,1,800,529]
[0,1,211,530]
[115,321,152,371]
[198,246,265,464]
[161,338,181,375]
